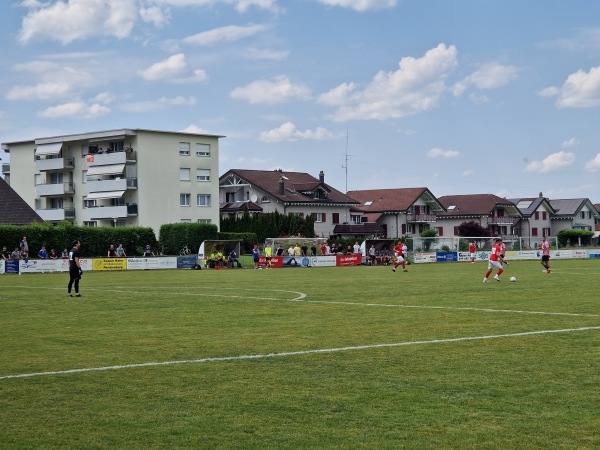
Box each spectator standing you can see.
[116,243,127,257]
[264,244,272,268]
[11,247,21,259]
[61,248,69,259]
[49,249,58,259]
[1,246,10,260]
[20,237,28,253]
[353,241,361,254]
[252,244,260,268]
[107,244,118,257]
[67,240,82,297]
[369,244,377,265]
[143,245,155,257]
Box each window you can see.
[351,214,361,224]
[83,221,97,227]
[542,211,547,220]
[260,195,270,203]
[181,219,192,223]
[435,227,444,236]
[84,199,97,208]
[543,227,551,236]
[197,194,211,206]
[453,226,459,235]
[179,142,190,156]
[198,219,212,224]
[196,169,210,181]
[180,168,190,181]
[196,143,210,156]
[580,211,586,219]
[34,174,42,186]
[332,213,340,224]
[532,227,538,236]
[535,212,539,220]
[312,213,326,223]
[180,193,191,206]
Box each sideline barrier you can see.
[415,249,598,263]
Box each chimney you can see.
[539,192,543,198]
[279,177,285,195]
[319,170,324,183]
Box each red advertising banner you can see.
[336,254,361,266]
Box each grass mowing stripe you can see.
[2,325,599,381]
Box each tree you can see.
[457,221,492,238]
[420,228,438,252]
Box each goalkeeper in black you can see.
[68,240,83,297]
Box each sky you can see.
[1,0,600,203]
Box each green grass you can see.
[1,259,599,449]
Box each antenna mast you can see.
[342,124,353,223]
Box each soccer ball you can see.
[509,276,516,282]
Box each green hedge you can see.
[158,223,218,255]
[0,223,157,257]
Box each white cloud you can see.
[462,170,473,177]
[259,122,337,142]
[427,148,460,158]
[525,151,575,173]
[19,0,138,44]
[138,54,207,83]
[320,43,458,121]
[6,63,96,101]
[139,53,188,80]
[159,0,280,13]
[181,124,212,134]
[542,66,600,108]
[466,62,519,89]
[119,95,196,112]
[562,138,578,148]
[140,6,168,27]
[243,48,289,60]
[584,153,600,172]
[38,101,110,119]
[317,0,397,12]
[92,92,116,104]
[230,75,311,104]
[182,24,269,46]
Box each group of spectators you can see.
[1,236,68,262]
[204,248,242,269]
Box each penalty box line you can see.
[1,325,600,381]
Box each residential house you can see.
[509,193,555,240]
[346,188,446,239]
[0,177,43,225]
[549,198,600,236]
[2,129,222,235]
[436,194,522,239]
[219,169,359,238]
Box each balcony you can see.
[2,164,9,174]
[488,216,516,225]
[36,182,75,197]
[86,150,136,166]
[127,204,138,216]
[86,205,128,220]
[36,156,75,172]
[87,178,127,192]
[407,214,437,223]
[36,207,76,222]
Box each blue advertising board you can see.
[436,252,458,262]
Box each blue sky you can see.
[1,0,600,202]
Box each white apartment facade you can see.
[2,128,222,236]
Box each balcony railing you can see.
[127,204,138,215]
[85,205,128,220]
[2,164,9,174]
[36,156,75,172]
[36,182,75,197]
[85,150,136,166]
[36,208,76,222]
[407,214,437,223]
[488,217,516,225]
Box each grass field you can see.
[1,259,599,449]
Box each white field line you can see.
[2,285,600,318]
[1,325,599,380]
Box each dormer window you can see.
[364,201,373,206]
[448,205,456,210]
[314,188,327,199]
[261,195,270,203]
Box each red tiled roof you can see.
[438,194,519,217]
[347,187,441,212]
[222,169,357,205]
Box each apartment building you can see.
[2,129,222,235]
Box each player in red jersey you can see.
[469,241,476,263]
[483,238,504,282]
[392,241,407,272]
